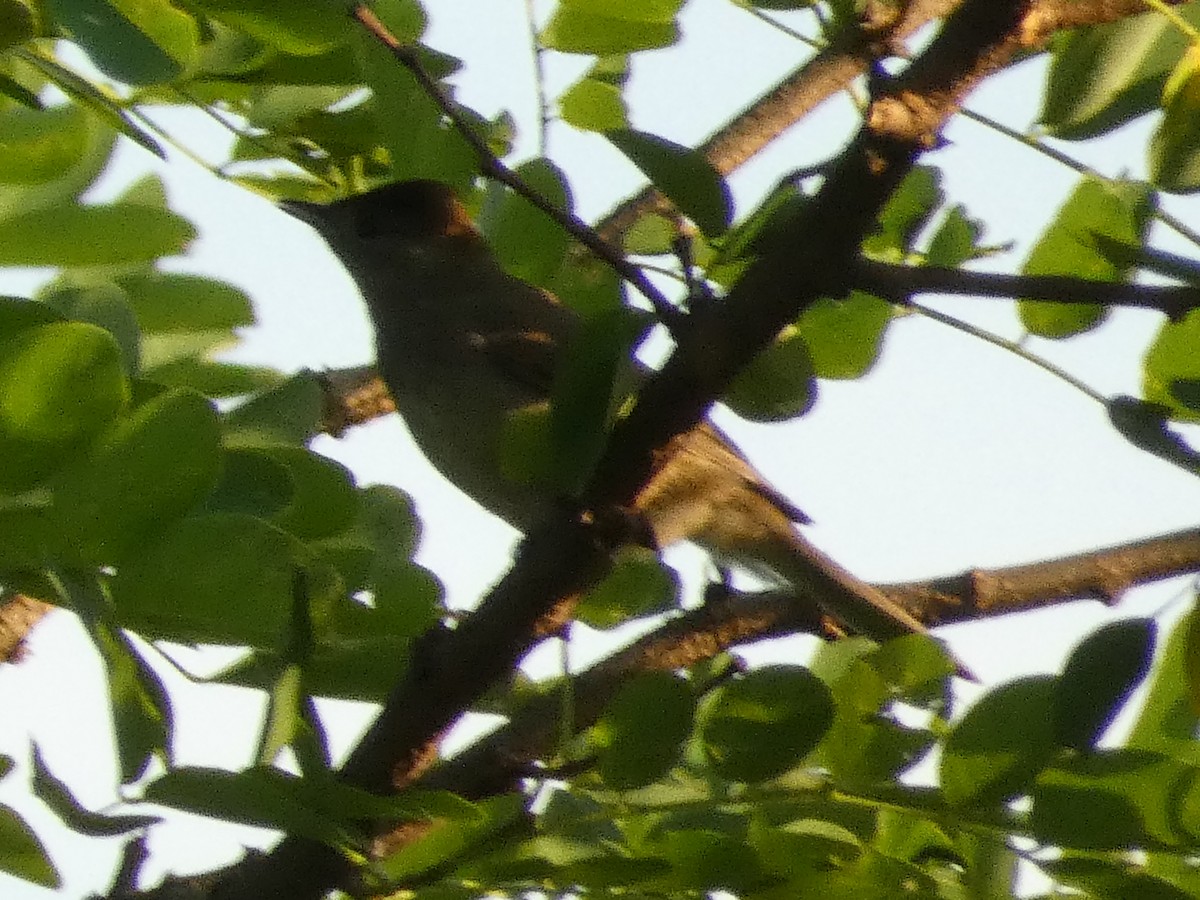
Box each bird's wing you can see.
[468,328,560,397]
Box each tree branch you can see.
[595,0,964,241]
[888,525,1200,622]
[395,523,1200,847]
[0,593,53,664]
[855,258,1200,319]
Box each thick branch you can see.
[888,525,1200,621]
[423,588,827,802]
[586,0,1036,514]
[0,594,52,664]
[426,523,1200,805]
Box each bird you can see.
[280,179,947,656]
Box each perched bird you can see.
[281,180,941,651]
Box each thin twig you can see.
[350,3,684,332]
[523,0,551,155]
[857,258,1200,320]
[910,300,1106,404]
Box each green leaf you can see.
[559,58,629,132]
[87,618,172,784]
[794,291,894,380]
[378,793,522,881]
[0,203,195,265]
[593,673,694,788]
[143,358,284,398]
[0,0,35,51]
[1107,395,1200,476]
[706,182,806,286]
[315,483,422,576]
[0,103,91,184]
[552,306,645,492]
[925,204,986,267]
[1127,602,1200,766]
[354,31,475,187]
[547,246,624,318]
[501,307,642,496]
[0,72,42,109]
[657,828,763,893]
[257,664,305,766]
[13,51,162,162]
[348,556,440,636]
[224,372,326,446]
[146,766,350,844]
[0,803,59,888]
[607,129,731,235]
[204,447,294,518]
[219,633,414,703]
[749,816,863,879]
[940,675,1059,806]
[576,546,678,629]
[819,656,933,788]
[724,324,815,422]
[864,633,956,704]
[698,665,835,782]
[0,321,129,491]
[480,159,572,287]
[260,446,358,539]
[31,745,160,836]
[45,0,198,85]
[195,0,351,56]
[118,272,255,333]
[1044,858,1198,900]
[0,296,62,335]
[113,513,311,648]
[541,0,684,55]
[1056,618,1157,750]
[1145,308,1200,420]
[560,78,627,132]
[243,84,358,129]
[1018,177,1155,338]
[622,211,675,255]
[863,165,942,260]
[1030,749,1200,850]
[1040,10,1198,140]
[1151,45,1200,193]
[50,388,222,564]
[41,280,140,374]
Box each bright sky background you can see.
[5,1,1200,897]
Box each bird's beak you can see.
[277,199,329,231]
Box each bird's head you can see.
[280,179,481,252]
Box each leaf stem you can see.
[910,300,1107,405]
[523,0,550,156]
[1142,0,1200,42]
[960,107,1200,251]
